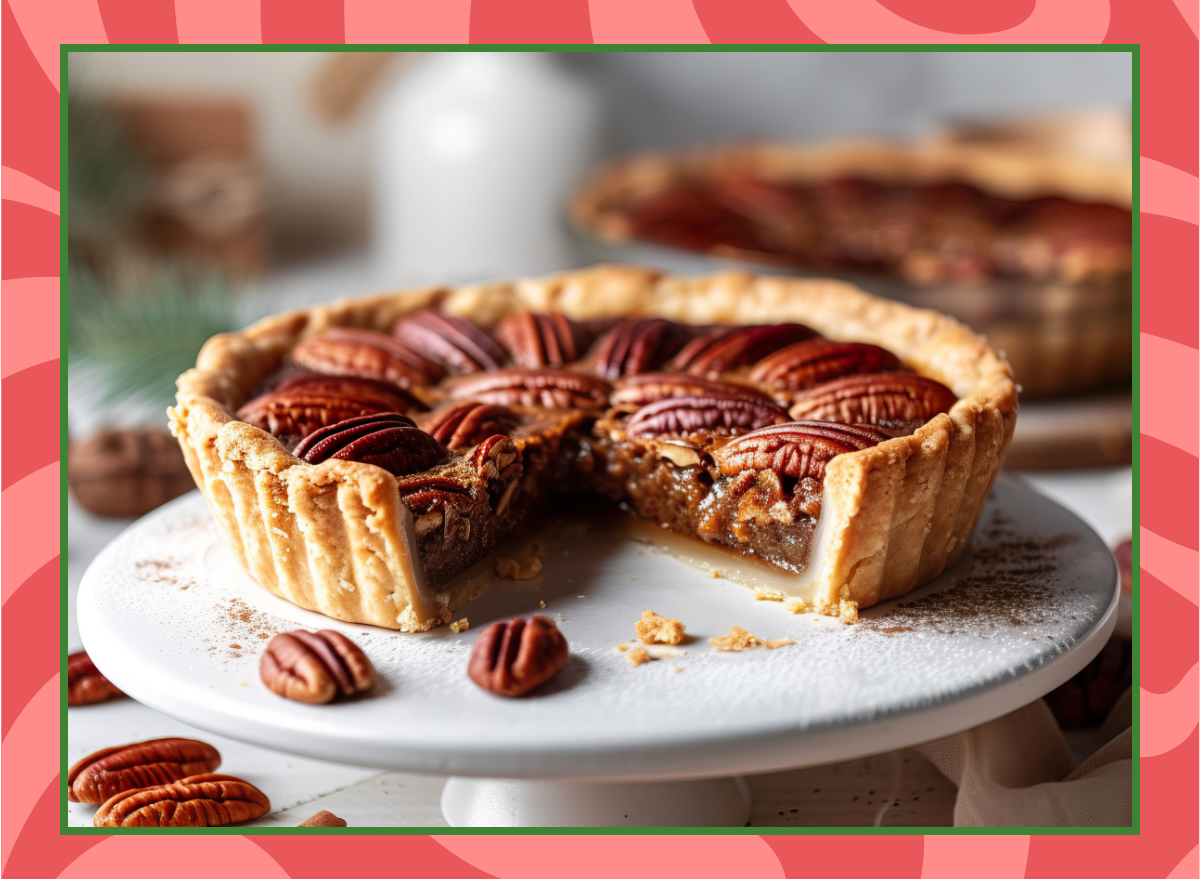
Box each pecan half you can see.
[749,339,902,391]
[472,434,521,482]
[67,738,222,804]
[468,616,570,697]
[392,309,506,375]
[495,310,589,368]
[67,651,124,707]
[237,375,422,443]
[290,327,444,387]
[396,476,473,539]
[611,373,775,407]
[422,401,520,449]
[447,368,612,410]
[713,421,891,481]
[590,318,691,379]
[787,373,957,434]
[260,630,374,704]
[293,413,451,477]
[625,395,789,438]
[668,323,819,376]
[93,773,270,828]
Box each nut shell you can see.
[260,630,375,704]
[468,616,570,697]
[67,737,222,804]
[93,773,270,828]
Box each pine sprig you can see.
[67,92,151,238]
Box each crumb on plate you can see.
[635,609,686,645]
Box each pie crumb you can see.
[635,609,686,645]
[709,626,764,652]
[765,637,794,649]
[449,618,469,634]
[615,643,628,653]
[538,600,546,608]
[753,587,785,602]
[673,667,683,674]
[839,600,859,624]
[495,554,543,580]
[708,569,721,578]
[627,647,652,667]
[784,597,808,614]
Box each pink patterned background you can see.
[3,0,1196,875]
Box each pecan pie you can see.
[170,265,1016,631]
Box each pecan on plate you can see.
[668,323,819,377]
[237,375,423,444]
[787,373,957,435]
[67,738,222,804]
[421,401,520,449]
[391,309,507,375]
[260,630,374,704]
[749,339,902,392]
[590,318,691,379]
[93,773,270,828]
[447,368,612,410]
[290,327,445,388]
[625,395,789,439]
[293,413,451,477]
[67,651,124,707]
[713,421,891,481]
[468,616,570,697]
[611,373,775,407]
[495,310,590,368]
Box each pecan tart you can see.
[170,265,1017,631]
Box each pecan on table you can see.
[237,375,423,444]
[93,773,270,828]
[624,394,789,439]
[67,738,222,804]
[589,318,691,379]
[495,310,590,368]
[290,327,445,388]
[391,309,507,375]
[447,368,612,410]
[293,413,451,477]
[749,339,902,391]
[260,630,374,704]
[67,651,125,707]
[668,323,819,376]
[421,401,520,449]
[786,373,957,434]
[468,616,570,697]
[713,421,891,481]
[610,373,775,407]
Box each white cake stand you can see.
[77,476,1118,827]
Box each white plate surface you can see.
[77,476,1117,782]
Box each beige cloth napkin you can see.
[916,689,1132,827]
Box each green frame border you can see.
[61,42,1140,836]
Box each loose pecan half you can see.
[447,368,612,410]
[392,309,506,375]
[293,413,451,477]
[495,310,589,368]
[468,616,570,697]
[611,373,776,407]
[668,323,819,376]
[625,395,789,438]
[260,630,375,704]
[749,339,902,391]
[67,651,124,707]
[713,421,891,481]
[290,327,444,387]
[422,401,520,449]
[93,773,270,828]
[68,738,222,804]
[590,318,691,379]
[787,373,957,434]
[237,375,422,443]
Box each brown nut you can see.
[93,773,270,828]
[668,323,819,376]
[787,373,957,434]
[290,327,445,388]
[67,429,195,519]
[447,368,612,410]
[589,318,691,379]
[611,373,775,407]
[236,375,423,444]
[299,810,348,827]
[391,309,507,375]
[749,339,902,391]
[421,401,520,449]
[67,651,125,707]
[712,421,891,481]
[468,616,569,697]
[625,395,789,438]
[67,738,222,804]
[292,413,451,477]
[260,630,375,704]
[495,310,590,368]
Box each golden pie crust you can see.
[170,265,1017,631]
